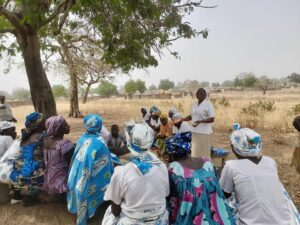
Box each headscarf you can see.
[169,107,178,115]
[45,115,66,137]
[22,112,44,139]
[150,106,161,116]
[230,124,262,157]
[165,131,192,158]
[83,114,103,134]
[160,113,168,120]
[0,121,15,133]
[125,121,160,175]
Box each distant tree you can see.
[184,80,200,92]
[288,73,300,84]
[135,79,147,94]
[221,80,234,87]
[256,76,272,95]
[125,80,138,97]
[96,81,118,98]
[148,85,158,91]
[211,82,220,88]
[234,73,257,88]
[52,85,68,99]
[199,81,210,88]
[0,91,10,99]
[12,88,31,100]
[159,79,175,90]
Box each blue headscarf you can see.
[150,106,161,116]
[165,132,192,158]
[83,114,102,134]
[22,112,45,139]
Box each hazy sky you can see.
[1,0,300,93]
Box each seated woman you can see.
[107,124,129,157]
[171,112,191,134]
[0,121,16,158]
[220,125,300,225]
[149,106,162,133]
[9,112,46,205]
[166,132,235,225]
[102,122,169,225]
[42,115,74,197]
[67,114,114,225]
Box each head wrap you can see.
[125,121,160,175]
[150,106,161,116]
[25,112,44,130]
[230,124,262,157]
[165,131,192,158]
[172,112,183,124]
[83,114,103,134]
[0,121,15,133]
[160,114,168,120]
[169,107,178,115]
[46,115,66,137]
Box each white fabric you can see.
[104,162,169,219]
[0,139,20,184]
[219,156,291,225]
[0,136,14,158]
[0,121,14,132]
[190,100,214,134]
[172,122,191,134]
[172,112,183,120]
[150,117,161,129]
[0,103,13,121]
[101,126,110,143]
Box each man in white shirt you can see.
[182,88,214,157]
[0,121,17,158]
[0,96,17,122]
[172,112,191,134]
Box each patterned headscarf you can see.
[125,121,160,175]
[83,114,103,134]
[150,106,161,116]
[230,125,262,157]
[46,115,66,137]
[0,121,15,133]
[165,131,192,158]
[25,112,44,130]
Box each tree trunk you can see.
[69,69,82,118]
[82,84,92,104]
[18,32,57,118]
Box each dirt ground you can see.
[0,115,299,225]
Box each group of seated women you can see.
[0,111,299,225]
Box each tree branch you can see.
[0,7,26,32]
[0,28,17,35]
[40,0,69,28]
[54,0,75,35]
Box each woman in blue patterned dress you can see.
[166,132,236,225]
[67,114,114,225]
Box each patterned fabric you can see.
[83,114,102,134]
[10,133,46,190]
[0,121,14,133]
[42,139,74,194]
[102,206,169,225]
[22,112,44,140]
[150,106,161,116]
[45,115,65,137]
[165,132,192,158]
[125,122,161,175]
[230,126,262,157]
[67,130,114,225]
[168,159,236,225]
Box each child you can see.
[154,114,172,157]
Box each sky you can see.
[1,0,300,93]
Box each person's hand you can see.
[192,120,201,127]
[12,118,17,123]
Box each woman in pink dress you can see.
[42,115,74,196]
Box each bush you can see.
[292,104,300,115]
[241,100,276,116]
[218,96,230,107]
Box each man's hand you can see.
[192,120,201,127]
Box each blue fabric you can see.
[165,132,192,158]
[25,112,44,129]
[67,132,114,225]
[130,155,155,175]
[83,114,103,134]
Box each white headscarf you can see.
[0,121,14,133]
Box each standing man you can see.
[182,88,214,157]
[0,96,17,122]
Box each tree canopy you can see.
[159,79,175,90]
[96,81,118,97]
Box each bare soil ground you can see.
[1,109,299,225]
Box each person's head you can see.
[165,131,192,162]
[0,95,5,104]
[25,112,45,132]
[83,114,103,134]
[0,121,17,139]
[45,115,70,138]
[196,88,207,102]
[168,107,178,119]
[141,107,147,116]
[150,106,161,120]
[111,124,119,138]
[230,126,262,159]
[160,114,168,125]
[293,116,300,132]
[125,122,154,157]
[172,112,183,127]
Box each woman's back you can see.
[168,158,235,225]
[220,156,291,225]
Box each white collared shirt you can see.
[191,99,214,134]
[172,122,191,134]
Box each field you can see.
[1,88,300,225]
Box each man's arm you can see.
[192,117,214,127]
[111,201,122,217]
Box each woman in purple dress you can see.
[42,115,74,196]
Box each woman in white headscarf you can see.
[219,124,300,225]
[102,122,169,225]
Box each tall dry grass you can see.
[11,88,300,135]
